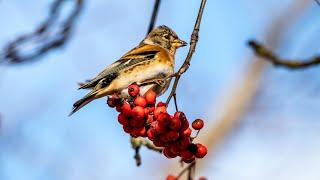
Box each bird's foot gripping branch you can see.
[107,84,207,166]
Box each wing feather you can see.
[79,46,160,89]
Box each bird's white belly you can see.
[116,63,173,97]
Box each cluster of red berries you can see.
[107,83,207,163]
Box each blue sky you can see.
[1,0,320,179]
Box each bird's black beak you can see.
[174,39,188,48]
[179,39,188,47]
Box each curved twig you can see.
[166,0,207,105]
[248,40,320,69]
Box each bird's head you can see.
[143,25,187,53]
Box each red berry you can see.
[131,106,145,120]
[130,117,145,128]
[144,90,157,105]
[166,175,177,180]
[118,113,129,126]
[182,156,195,163]
[128,83,140,97]
[168,143,180,155]
[153,139,165,147]
[157,113,171,126]
[155,122,167,134]
[134,96,147,107]
[166,131,179,141]
[107,97,116,108]
[192,119,204,130]
[138,127,147,137]
[181,150,193,160]
[130,129,140,137]
[179,137,191,150]
[121,102,132,117]
[123,126,132,134]
[174,111,186,121]
[154,106,167,118]
[169,117,182,131]
[181,128,192,137]
[160,134,170,143]
[157,102,167,107]
[181,119,189,131]
[163,147,177,158]
[198,176,207,180]
[195,143,207,158]
[116,105,122,112]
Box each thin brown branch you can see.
[176,161,196,180]
[248,40,320,69]
[166,0,207,105]
[130,137,162,166]
[173,93,179,112]
[147,0,161,34]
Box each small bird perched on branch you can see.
[70,25,187,116]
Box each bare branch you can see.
[248,40,320,69]
[147,0,161,34]
[176,161,196,180]
[166,0,207,105]
[0,0,84,64]
[130,137,162,166]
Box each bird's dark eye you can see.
[163,34,170,39]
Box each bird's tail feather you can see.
[69,91,97,116]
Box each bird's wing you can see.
[79,44,161,89]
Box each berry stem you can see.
[130,137,163,166]
[173,93,179,112]
[176,161,196,180]
[191,130,201,141]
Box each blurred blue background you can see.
[1,0,320,179]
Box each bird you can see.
[69,25,187,116]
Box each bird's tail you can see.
[69,91,97,116]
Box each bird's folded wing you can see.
[78,45,161,89]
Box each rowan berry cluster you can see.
[107,83,207,163]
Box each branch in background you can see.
[315,0,320,6]
[0,0,84,64]
[166,0,207,107]
[147,0,161,34]
[248,40,320,69]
